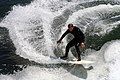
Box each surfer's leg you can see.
[75,44,81,61]
[60,39,76,59]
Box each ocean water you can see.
[0,0,120,80]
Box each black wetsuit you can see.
[59,26,85,59]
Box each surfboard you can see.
[67,59,95,64]
[68,60,94,64]
[50,56,94,64]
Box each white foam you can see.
[0,40,120,80]
[104,41,120,80]
[82,40,120,80]
[0,1,56,63]
[0,66,83,80]
[66,4,120,35]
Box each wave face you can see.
[0,0,120,80]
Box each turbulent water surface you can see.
[0,0,120,80]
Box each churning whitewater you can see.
[0,0,120,80]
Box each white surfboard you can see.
[67,59,95,64]
[49,57,95,64]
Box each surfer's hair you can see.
[68,23,73,28]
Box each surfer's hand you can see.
[57,40,61,44]
[80,42,85,48]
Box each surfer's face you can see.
[68,24,74,32]
[68,25,74,32]
[69,26,74,32]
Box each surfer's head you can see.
[68,23,74,32]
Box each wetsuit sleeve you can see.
[80,30,85,42]
[59,29,69,41]
[80,32,85,43]
[77,28,85,43]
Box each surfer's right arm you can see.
[57,29,69,44]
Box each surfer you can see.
[57,23,85,61]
